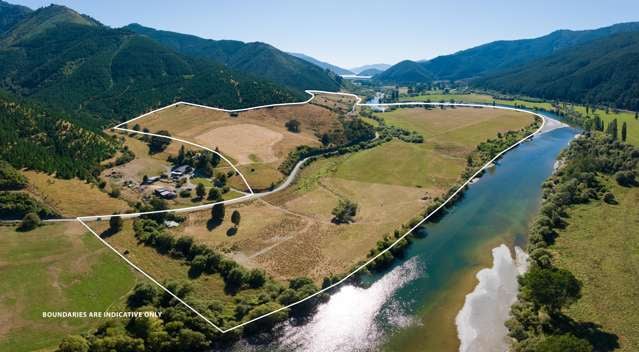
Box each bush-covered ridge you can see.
[0,93,117,180]
[0,5,302,129]
[507,132,638,352]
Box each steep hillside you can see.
[289,52,353,75]
[0,5,301,127]
[423,22,639,80]
[0,0,30,33]
[126,24,342,93]
[0,91,116,180]
[375,60,433,83]
[476,32,639,111]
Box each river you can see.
[231,114,577,352]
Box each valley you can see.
[0,1,637,352]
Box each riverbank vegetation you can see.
[507,132,639,351]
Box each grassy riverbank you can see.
[507,132,638,351]
[551,179,639,351]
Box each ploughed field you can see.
[166,106,534,283]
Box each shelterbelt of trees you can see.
[507,132,638,352]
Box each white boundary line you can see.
[79,90,546,333]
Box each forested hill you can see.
[421,21,639,81]
[125,24,343,93]
[0,4,302,128]
[376,22,639,84]
[0,91,117,180]
[374,60,433,83]
[0,0,30,32]
[476,31,639,111]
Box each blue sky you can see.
[12,0,639,68]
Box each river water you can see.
[232,116,577,352]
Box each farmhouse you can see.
[170,165,193,179]
[154,188,177,199]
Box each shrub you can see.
[331,199,358,224]
[614,170,636,186]
[148,130,171,153]
[285,119,301,133]
[109,215,123,233]
[19,212,41,231]
[57,335,89,352]
[0,160,27,190]
[603,192,617,204]
[247,268,266,288]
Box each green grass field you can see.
[337,107,533,190]
[401,92,639,146]
[0,222,137,352]
[551,178,639,352]
[400,92,554,111]
[571,106,639,146]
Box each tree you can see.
[214,173,227,187]
[331,199,358,224]
[148,130,171,153]
[621,121,627,142]
[603,192,617,204]
[128,282,157,308]
[57,335,89,352]
[519,267,581,312]
[231,210,241,227]
[605,119,618,140]
[210,203,225,223]
[321,133,331,146]
[195,183,206,199]
[614,170,636,186]
[247,268,266,288]
[285,119,301,133]
[225,267,246,289]
[207,187,221,201]
[109,215,123,233]
[19,212,40,231]
[177,145,186,164]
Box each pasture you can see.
[551,178,639,352]
[401,92,639,145]
[0,222,136,352]
[133,93,349,190]
[22,171,130,217]
[169,107,534,282]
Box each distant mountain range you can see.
[350,63,391,74]
[288,52,354,75]
[376,22,639,110]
